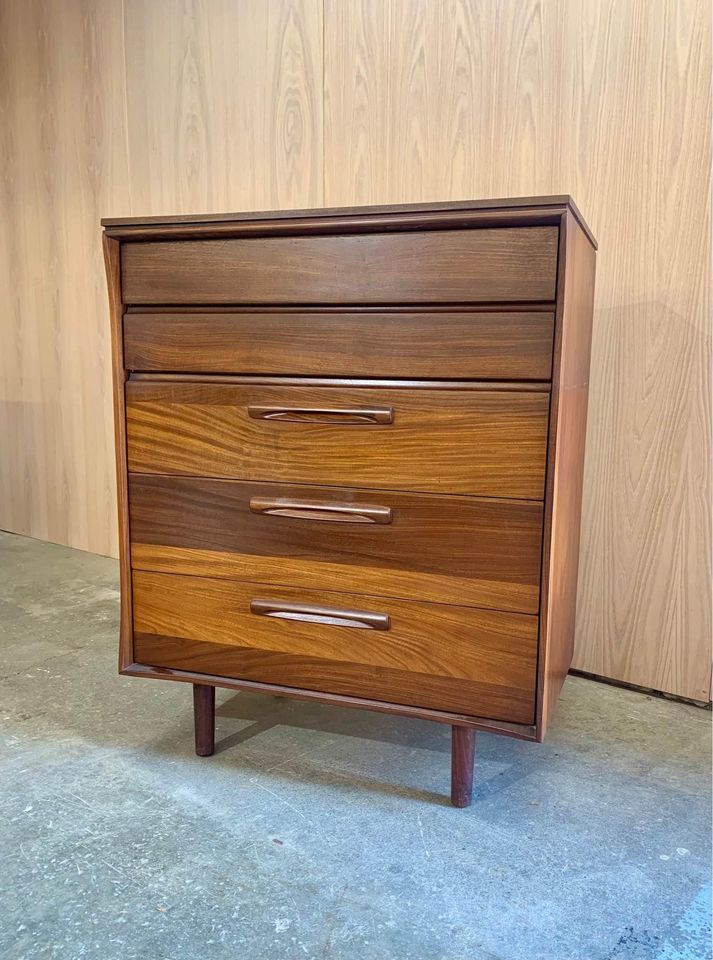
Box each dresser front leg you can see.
[451,726,476,807]
[193,684,215,757]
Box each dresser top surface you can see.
[102,195,596,248]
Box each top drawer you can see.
[121,227,559,305]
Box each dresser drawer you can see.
[123,309,555,380]
[132,571,538,723]
[125,381,549,499]
[121,227,558,305]
[129,475,543,613]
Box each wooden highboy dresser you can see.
[102,197,596,807]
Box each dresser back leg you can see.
[451,726,476,807]
[193,684,215,757]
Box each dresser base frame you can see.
[190,679,480,806]
[125,662,540,806]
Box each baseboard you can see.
[569,668,712,709]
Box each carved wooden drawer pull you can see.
[249,497,392,524]
[247,404,394,424]
[250,599,390,631]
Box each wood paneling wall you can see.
[0,0,709,700]
[123,0,322,214]
[0,0,130,554]
[0,0,322,556]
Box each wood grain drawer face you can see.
[125,383,549,499]
[120,228,558,305]
[123,310,555,380]
[132,571,538,723]
[129,476,544,614]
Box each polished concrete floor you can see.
[0,530,710,960]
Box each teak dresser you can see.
[102,196,596,807]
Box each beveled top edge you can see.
[101,195,597,247]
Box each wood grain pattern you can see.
[125,381,550,498]
[132,570,538,722]
[120,228,558,304]
[123,308,555,379]
[324,0,560,204]
[123,0,323,215]
[566,0,712,701]
[0,0,129,555]
[323,0,711,701]
[128,475,544,612]
[0,0,322,557]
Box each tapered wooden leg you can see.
[451,726,476,807]
[193,684,215,757]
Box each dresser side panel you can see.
[103,235,133,670]
[538,213,596,737]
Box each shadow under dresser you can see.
[102,196,596,807]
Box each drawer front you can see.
[129,476,544,614]
[125,382,549,499]
[123,310,555,380]
[132,571,538,723]
[120,227,558,304]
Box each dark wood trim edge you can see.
[127,372,552,392]
[193,684,216,756]
[451,726,476,807]
[120,662,538,741]
[124,302,558,314]
[101,195,596,248]
[535,212,568,741]
[536,211,595,740]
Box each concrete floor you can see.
[0,531,710,960]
